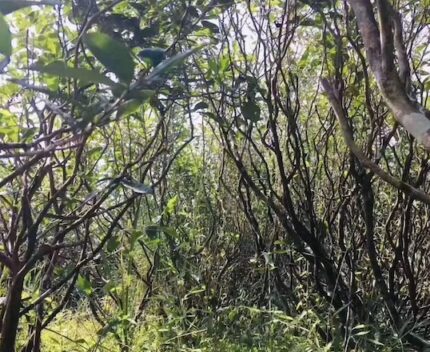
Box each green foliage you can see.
[35,306,333,352]
[139,48,166,67]
[0,0,59,15]
[33,60,117,86]
[76,275,94,297]
[145,47,202,82]
[241,99,261,122]
[0,13,11,57]
[84,32,135,84]
[2,0,430,352]
[120,179,154,194]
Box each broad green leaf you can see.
[106,236,121,252]
[116,99,142,118]
[33,61,117,86]
[84,32,135,83]
[241,100,261,122]
[139,48,166,66]
[0,0,59,14]
[76,275,93,296]
[123,89,155,100]
[120,179,153,194]
[0,12,11,56]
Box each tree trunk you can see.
[0,275,24,352]
[347,0,430,149]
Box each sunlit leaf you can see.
[166,195,179,215]
[120,179,153,194]
[76,275,93,296]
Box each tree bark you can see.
[0,275,24,352]
[347,0,430,149]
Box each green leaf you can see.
[201,20,219,33]
[193,101,208,111]
[120,179,153,194]
[241,100,261,122]
[166,195,179,215]
[106,236,121,252]
[146,46,202,82]
[139,48,166,66]
[97,318,121,336]
[162,226,178,239]
[33,61,118,86]
[129,230,144,250]
[140,25,159,38]
[83,32,135,84]
[123,89,155,101]
[0,12,11,56]
[0,0,60,14]
[76,275,93,296]
[117,99,142,118]
[368,339,384,346]
[145,224,160,239]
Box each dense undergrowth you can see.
[2,0,430,351]
[17,304,406,351]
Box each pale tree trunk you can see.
[347,0,430,149]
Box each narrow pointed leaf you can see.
[120,179,153,194]
[201,20,219,33]
[146,46,202,82]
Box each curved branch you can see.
[321,78,430,206]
